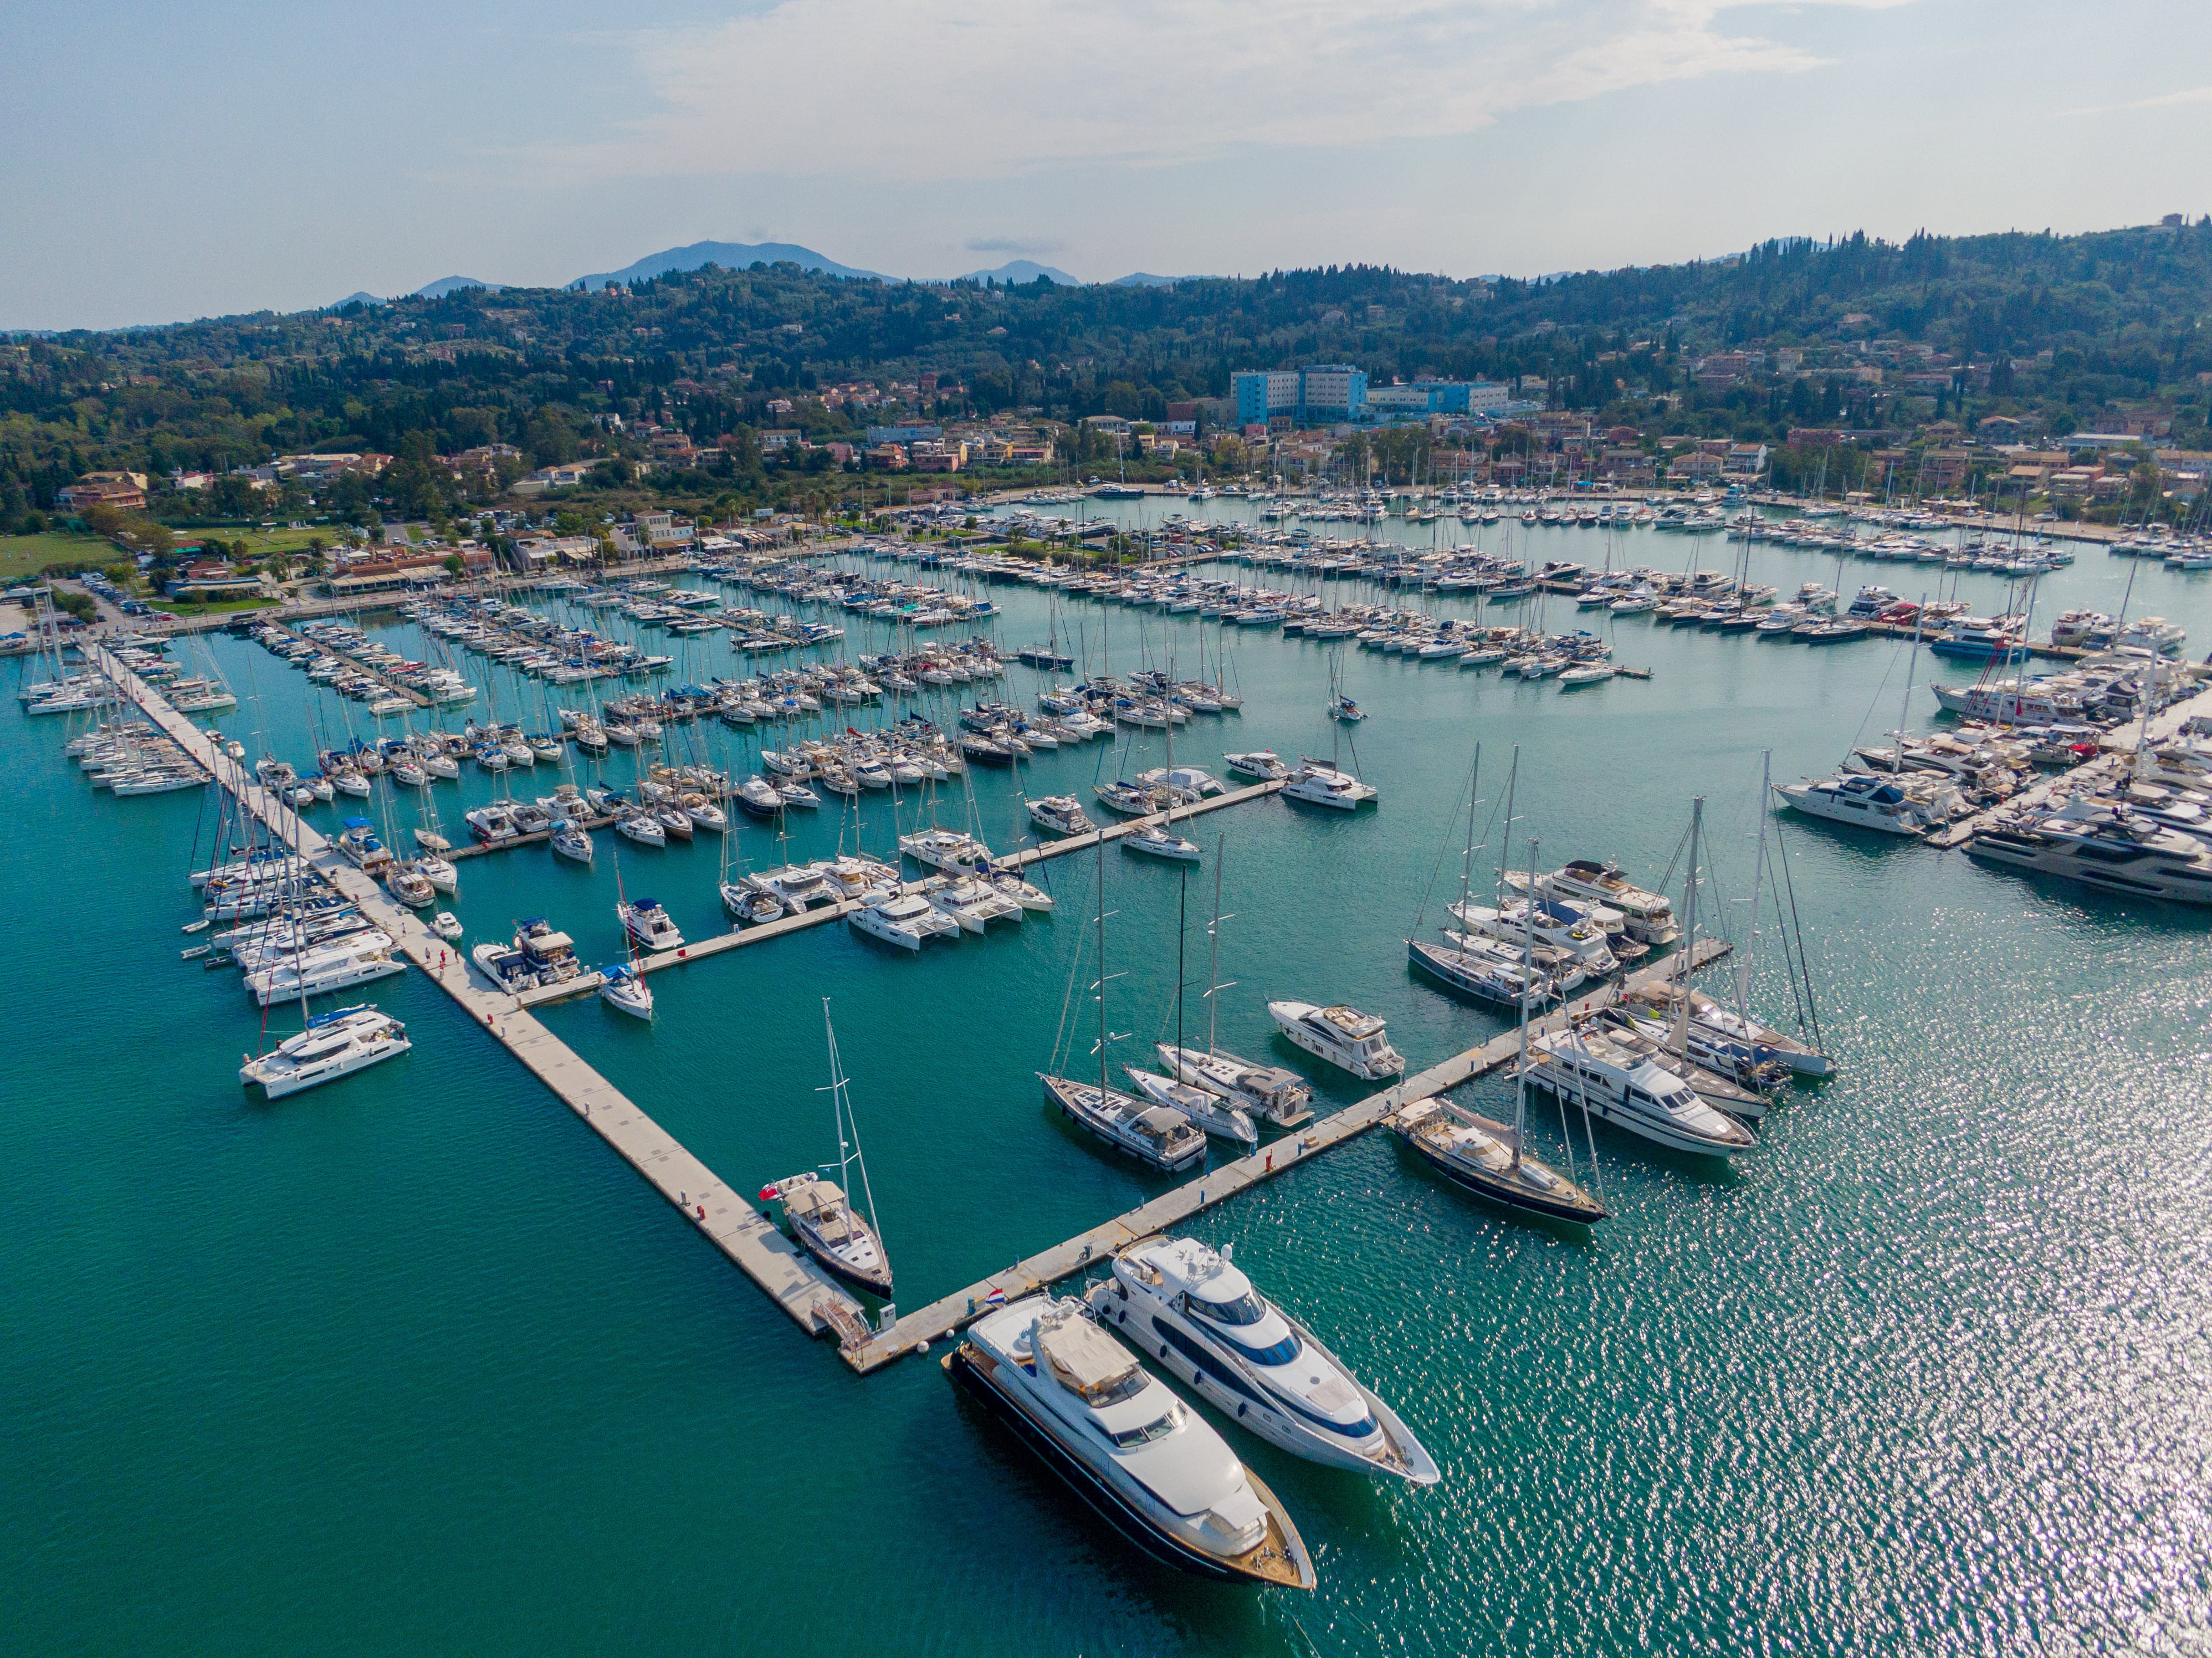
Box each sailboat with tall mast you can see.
[600,850,656,1020]
[1155,846,1314,1129]
[1123,853,1257,1143]
[761,999,890,1295]
[1393,832,1607,1224]
[1041,836,1207,1171]
[239,788,412,1097]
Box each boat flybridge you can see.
[1772,771,1945,836]
[946,1294,1316,1588]
[1267,1001,1405,1081]
[1026,794,1095,836]
[239,1005,410,1098]
[1156,1046,1314,1129]
[618,897,685,952]
[1087,1235,1438,1483]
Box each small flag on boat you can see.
[983,1287,1007,1307]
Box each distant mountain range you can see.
[330,243,1205,306]
[575,240,884,289]
[959,259,1082,286]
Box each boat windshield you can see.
[1210,1323,1303,1367]
[1192,1289,1266,1326]
[1106,1406,1180,1447]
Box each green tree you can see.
[525,408,580,465]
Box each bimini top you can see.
[341,816,375,831]
[1036,1311,1140,1404]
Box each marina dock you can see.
[88,642,874,1343]
[843,937,1732,1374]
[628,779,1289,975]
[267,620,431,708]
[1923,676,2212,850]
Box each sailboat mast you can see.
[1205,845,1224,1057]
[1095,828,1108,1101]
[1175,866,1187,1063]
[1895,591,1926,772]
[1674,797,1703,1058]
[1740,757,1773,1024]
[1513,834,1537,1167]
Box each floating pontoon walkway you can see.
[629,779,1289,976]
[842,937,1733,1374]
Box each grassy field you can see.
[178,524,337,561]
[0,532,121,583]
[149,595,279,616]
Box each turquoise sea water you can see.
[7,521,2211,1655]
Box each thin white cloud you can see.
[2064,83,2212,118]
[552,0,1908,182]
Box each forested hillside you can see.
[4,219,2209,533]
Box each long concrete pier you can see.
[843,937,1735,1374]
[88,642,872,1343]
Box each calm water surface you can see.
[6,519,2210,1655]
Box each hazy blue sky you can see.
[3,0,2207,329]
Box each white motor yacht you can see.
[848,889,959,950]
[1123,823,1202,862]
[1155,1044,1314,1128]
[1524,1026,1758,1156]
[1040,1074,1207,1170]
[431,910,464,941]
[1267,1001,1404,1080]
[1027,794,1096,836]
[1533,859,1681,946]
[1222,750,1291,782]
[618,898,685,951]
[1282,763,1377,810]
[239,1006,410,1098]
[1087,1236,1437,1483]
[1964,808,2212,903]
[946,1296,1315,1587]
[1772,772,1944,836]
[736,776,784,818]
[1448,896,1618,975]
